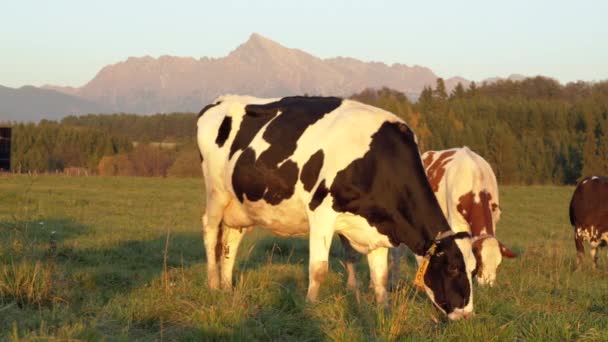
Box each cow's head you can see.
[472,236,516,286]
[417,231,476,320]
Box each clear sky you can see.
[1,0,606,88]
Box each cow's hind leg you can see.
[219,223,247,290]
[367,247,389,306]
[338,234,360,291]
[590,242,599,269]
[202,196,228,289]
[574,229,585,268]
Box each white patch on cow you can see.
[334,213,394,254]
[578,225,601,242]
[476,237,502,287]
[474,191,481,203]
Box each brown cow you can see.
[570,176,608,268]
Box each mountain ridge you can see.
[5,33,531,121]
[42,33,475,114]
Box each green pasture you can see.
[1,175,607,340]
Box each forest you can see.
[5,76,608,184]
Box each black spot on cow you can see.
[309,179,328,211]
[233,148,266,202]
[301,149,325,192]
[215,116,232,147]
[232,97,342,205]
[329,121,449,252]
[197,101,221,119]
[256,97,341,166]
[234,149,301,204]
[263,160,299,205]
[229,104,278,159]
[230,96,341,160]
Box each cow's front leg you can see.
[219,223,247,290]
[367,247,389,306]
[306,222,335,302]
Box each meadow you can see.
[1,174,607,340]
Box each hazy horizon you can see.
[1,0,607,88]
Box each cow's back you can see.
[467,148,501,226]
[423,147,499,236]
[197,95,406,234]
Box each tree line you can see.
[61,112,198,143]
[6,76,608,183]
[10,121,132,172]
[352,77,608,184]
[9,115,202,177]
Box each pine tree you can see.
[450,82,466,99]
[434,78,448,101]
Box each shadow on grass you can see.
[0,218,89,257]
[0,219,404,339]
[238,233,380,288]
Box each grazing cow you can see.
[570,176,608,268]
[197,95,476,320]
[343,147,515,288]
[420,147,516,286]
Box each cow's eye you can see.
[447,264,460,277]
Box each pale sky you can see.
[1,0,606,88]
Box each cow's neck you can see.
[400,213,451,256]
[391,182,452,256]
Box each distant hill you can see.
[0,85,110,122]
[5,33,532,121]
[41,33,476,115]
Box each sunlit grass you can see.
[1,174,607,340]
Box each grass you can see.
[1,174,607,340]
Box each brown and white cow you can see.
[570,176,608,268]
[197,95,476,320]
[420,147,516,286]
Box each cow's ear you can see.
[499,243,517,258]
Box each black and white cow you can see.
[197,95,476,320]
[570,176,608,268]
